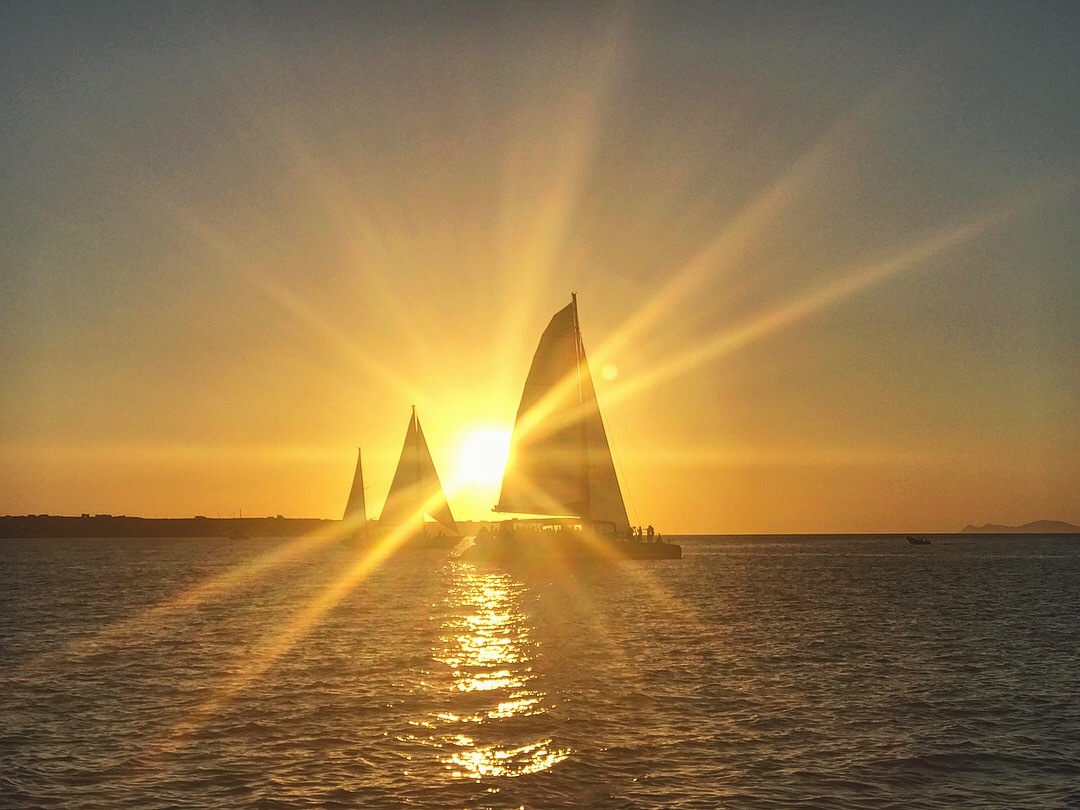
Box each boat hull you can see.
[619,540,682,560]
[459,528,681,566]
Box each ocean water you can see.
[1,534,1078,809]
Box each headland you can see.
[961,520,1080,534]
[0,514,332,539]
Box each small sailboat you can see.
[463,294,680,564]
[378,406,459,548]
[340,448,368,547]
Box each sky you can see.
[1,1,1078,534]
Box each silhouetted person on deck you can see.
[647,525,654,540]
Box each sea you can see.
[1,533,1078,809]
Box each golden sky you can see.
[2,3,1078,533]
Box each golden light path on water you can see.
[406,562,570,780]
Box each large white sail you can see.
[496,296,631,534]
[495,302,588,517]
[342,447,368,526]
[381,407,457,534]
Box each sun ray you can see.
[146,486,464,754]
[176,210,430,410]
[590,75,899,366]
[12,525,341,681]
[494,12,631,387]
[602,187,1059,409]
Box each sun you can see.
[453,428,512,487]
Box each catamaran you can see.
[463,294,680,564]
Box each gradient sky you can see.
[2,1,1078,533]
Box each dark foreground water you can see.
[1,534,1078,809]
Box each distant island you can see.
[961,520,1080,534]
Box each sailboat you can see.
[340,448,368,547]
[463,294,680,564]
[377,406,459,548]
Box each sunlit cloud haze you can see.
[2,2,1078,533]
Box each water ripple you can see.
[1,535,1079,807]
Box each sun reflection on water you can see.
[408,562,569,780]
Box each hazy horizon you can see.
[3,2,1078,534]
[5,513,1079,537]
